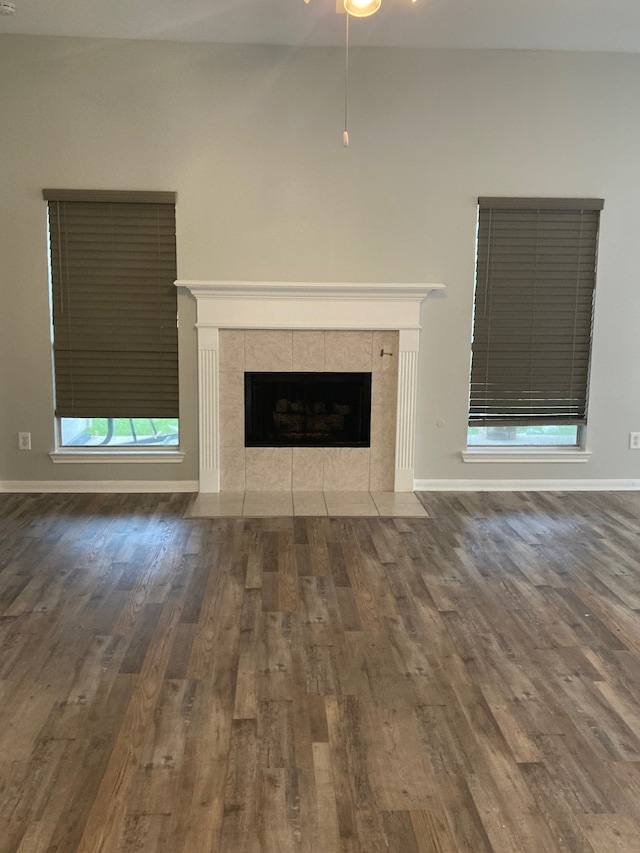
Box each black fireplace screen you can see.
[245,372,372,447]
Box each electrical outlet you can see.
[18,432,31,450]
[630,432,640,450]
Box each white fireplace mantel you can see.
[176,281,445,492]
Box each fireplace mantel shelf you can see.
[177,280,445,302]
[177,280,445,333]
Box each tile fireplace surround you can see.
[176,281,444,493]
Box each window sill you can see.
[461,448,591,464]
[50,449,185,464]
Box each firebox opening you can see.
[245,372,372,448]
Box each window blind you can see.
[469,197,603,427]
[43,189,178,419]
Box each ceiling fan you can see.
[305,0,381,16]
[305,0,416,17]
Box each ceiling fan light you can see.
[343,0,382,18]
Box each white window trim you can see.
[50,449,185,464]
[462,447,591,464]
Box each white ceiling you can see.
[1,0,640,53]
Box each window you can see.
[468,197,603,448]
[44,189,179,448]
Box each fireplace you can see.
[175,281,445,491]
[245,371,372,448]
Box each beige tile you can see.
[220,446,246,491]
[372,331,399,374]
[219,405,245,449]
[369,450,395,491]
[370,403,396,450]
[219,329,245,371]
[243,491,293,516]
[245,447,292,490]
[219,370,245,410]
[292,447,324,491]
[322,447,370,491]
[369,401,396,490]
[324,331,373,372]
[188,492,244,517]
[324,492,379,516]
[293,331,325,371]
[293,492,327,516]
[371,367,398,408]
[371,492,429,517]
[245,330,293,371]
[372,332,399,396]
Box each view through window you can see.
[60,418,179,447]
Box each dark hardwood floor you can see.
[1,490,640,852]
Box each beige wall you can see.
[1,35,640,486]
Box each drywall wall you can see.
[1,35,640,486]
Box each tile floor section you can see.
[187,491,428,517]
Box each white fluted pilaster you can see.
[395,329,420,491]
[197,328,219,492]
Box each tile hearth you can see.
[187,491,428,518]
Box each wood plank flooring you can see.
[0,490,640,852]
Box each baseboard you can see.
[0,480,199,494]
[414,478,640,492]
[5,478,640,494]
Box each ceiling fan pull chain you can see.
[343,10,350,146]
